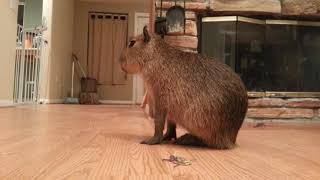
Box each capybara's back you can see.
[169,52,248,149]
[120,26,248,149]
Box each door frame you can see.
[132,12,149,104]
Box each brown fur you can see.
[119,27,248,149]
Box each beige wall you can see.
[73,1,149,101]
[0,1,17,104]
[42,0,75,101]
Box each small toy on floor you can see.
[162,154,195,168]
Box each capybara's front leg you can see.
[140,91,148,108]
[147,92,155,118]
[163,121,176,141]
[140,112,166,145]
[141,91,167,145]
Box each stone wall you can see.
[156,7,198,52]
[210,0,281,14]
[247,98,320,122]
[282,0,320,16]
[156,0,320,52]
[143,97,320,122]
[156,0,320,16]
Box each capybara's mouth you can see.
[121,66,128,73]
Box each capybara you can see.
[119,26,248,149]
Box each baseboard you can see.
[40,99,133,105]
[0,100,14,107]
[99,100,134,105]
[40,99,64,104]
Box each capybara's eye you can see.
[129,40,136,48]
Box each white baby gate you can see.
[13,25,44,103]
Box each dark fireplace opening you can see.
[201,16,320,94]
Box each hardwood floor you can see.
[0,105,319,180]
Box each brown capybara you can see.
[119,26,248,149]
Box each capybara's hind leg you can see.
[163,121,176,141]
[175,133,207,147]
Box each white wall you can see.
[0,0,18,106]
[41,0,75,102]
[41,0,149,102]
[72,1,149,101]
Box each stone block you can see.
[286,98,320,109]
[210,0,281,14]
[185,11,197,20]
[249,98,286,107]
[281,0,320,15]
[156,1,208,11]
[247,108,314,119]
[176,47,198,53]
[164,35,198,50]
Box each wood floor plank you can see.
[0,105,319,179]
[3,130,98,179]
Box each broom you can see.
[64,54,86,104]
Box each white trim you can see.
[41,99,134,105]
[134,12,150,35]
[202,16,265,25]
[202,16,320,27]
[0,100,14,107]
[99,100,134,105]
[133,12,149,105]
[10,0,18,9]
[266,20,320,27]
[40,99,64,104]
[202,16,237,23]
[238,16,265,25]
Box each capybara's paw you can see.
[140,136,162,145]
[140,104,146,108]
[163,131,177,141]
[175,134,207,147]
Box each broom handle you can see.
[76,60,87,78]
[72,54,87,78]
[71,61,74,98]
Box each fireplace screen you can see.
[201,17,320,94]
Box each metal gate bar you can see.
[14,26,43,104]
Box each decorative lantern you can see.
[155,0,186,37]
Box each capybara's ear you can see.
[143,25,151,43]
